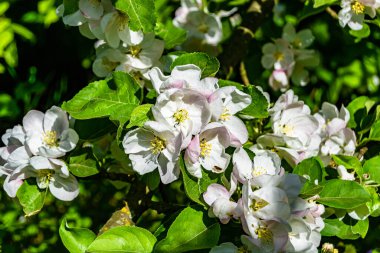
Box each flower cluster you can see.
[57,0,164,84]
[173,0,232,55]
[338,0,379,30]
[261,24,319,91]
[122,64,251,183]
[255,90,357,174]
[206,149,325,253]
[0,106,79,201]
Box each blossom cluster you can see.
[206,149,324,253]
[57,0,164,84]
[0,107,79,201]
[173,0,226,55]
[338,0,379,30]
[261,24,319,91]
[122,64,251,183]
[255,90,357,179]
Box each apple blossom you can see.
[23,106,79,158]
[339,0,377,30]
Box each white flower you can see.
[122,121,182,184]
[23,106,79,158]
[261,39,294,70]
[149,64,219,98]
[152,88,211,147]
[203,183,239,224]
[93,44,126,77]
[209,86,251,146]
[9,156,79,201]
[118,33,164,70]
[282,23,315,49]
[100,10,144,48]
[174,10,223,46]
[184,123,230,178]
[336,165,355,181]
[338,0,376,30]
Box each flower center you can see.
[173,109,189,125]
[274,51,284,61]
[200,139,212,158]
[37,169,54,189]
[43,130,59,147]
[219,108,231,121]
[237,246,249,253]
[255,226,273,243]
[351,1,365,14]
[102,58,119,71]
[130,46,142,57]
[280,124,294,135]
[252,165,267,177]
[198,23,209,33]
[150,136,165,155]
[250,198,269,211]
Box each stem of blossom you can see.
[326,7,338,20]
[240,61,250,86]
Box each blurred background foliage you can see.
[1,0,380,252]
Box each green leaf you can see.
[142,170,160,191]
[87,226,156,253]
[155,21,187,49]
[170,52,220,79]
[369,120,380,142]
[59,218,96,253]
[363,156,380,184]
[322,218,368,239]
[240,86,269,118]
[155,207,220,253]
[293,157,325,182]
[179,157,220,206]
[313,0,338,8]
[318,179,371,209]
[74,118,116,140]
[10,23,36,42]
[4,41,18,67]
[62,72,140,126]
[300,181,324,198]
[115,0,156,32]
[332,155,362,176]
[16,180,47,216]
[349,23,370,41]
[0,2,10,16]
[69,153,99,177]
[127,104,152,128]
[346,96,375,128]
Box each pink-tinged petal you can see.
[184,159,202,178]
[79,0,103,20]
[30,156,53,170]
[3,174,23,197]
[171,64,202,84]
[327,118,346,136]
[203,183,230,206]
[185,135,200,164]
[212,198,237,224]
[7,146,30,167]
[223,116,248,147]
[23,110,44,134]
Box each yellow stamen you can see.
[220,108,231,121]
[43,130,58,147]
[250,199,269,211]
[173,109,189,124]
[130,46,142,57]
[252,166,267,177]
[200,139,212,158]
[255,226,273,243]
[150,136,165,155]
[351,1,365,14]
